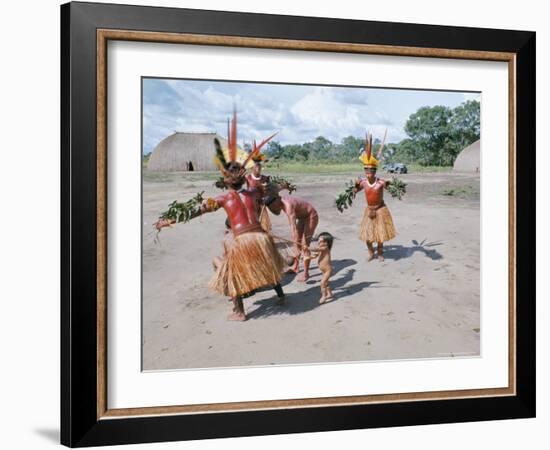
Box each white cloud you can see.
[143,79,466,153]
[288,87,395,143]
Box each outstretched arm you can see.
[352,178,363,194]
[306,246,320,259]
[154,218,175,230]
[201,197,222,214]
[154,194,218,231]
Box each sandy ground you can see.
[142,170,480,370]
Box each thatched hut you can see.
[147,132,227,172]
[453,140,480,173]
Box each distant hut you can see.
[453,140,480,173]
[147,132,227,172]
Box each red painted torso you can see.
[357,178,386,206]
[215,189,262,235]
[245,174,270,193]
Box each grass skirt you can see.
[259,206,272,233]
[209,229,284,297]
[359,205,397,243]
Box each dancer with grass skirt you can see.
[335,130,405,262]
[353,131,399,262]
[155,110,285,321]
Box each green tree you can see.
[266,140,283,159]
[402,101,480,166]
[264,100,479,166]
[284,144,309,161]
[309,136,333,160]
[450,100,480,149]
[340,135,364,160]
[386,139,416,164]
[405,105,453,165]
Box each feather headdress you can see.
[247,132,277,163]
[359,129,387,168]
[242,132,277,166]
[213,108,277,177]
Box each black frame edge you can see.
[60,2,536,447]
[61,2,102,446]
[60,2,72,447]
[69,1,533,52]
[514,32,536,418]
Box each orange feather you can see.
[241,132,278,169]
[365,132,372,161]
[228,109,237,162]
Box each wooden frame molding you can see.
[96,28,517,420]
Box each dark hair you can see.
[317,232,334,250]
[228,179,244,190]
[263,195,279,206]
[224,161,245,189]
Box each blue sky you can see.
[142,78,480,154]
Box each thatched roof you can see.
[147,132,227,172]
[453,140,480,173]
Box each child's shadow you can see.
[327,268,380,301]
[248,268,377,319]
[305,258,357,284]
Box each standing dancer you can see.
[353,131,397,262]
[245,151,272,232]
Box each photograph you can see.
[141,78,482,370]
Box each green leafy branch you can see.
[335,180,356,213]
[159,191,205,224]
[387,177,407,200]
[271,175,297,193]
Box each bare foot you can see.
[227,311,247,321]
[367,251,375,262]
[319,296,326,304]
[378,254,385,262]
[297,273,309,282]
[284,266,299,274]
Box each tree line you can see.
[266,100,480,166]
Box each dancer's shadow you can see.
[328,268,380,300]
[247,268,377,320]
[273,258,357,288]
[305,258,357,284]
[331,258,357,276]
[383,239,444,261]
[331,280,380,301]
